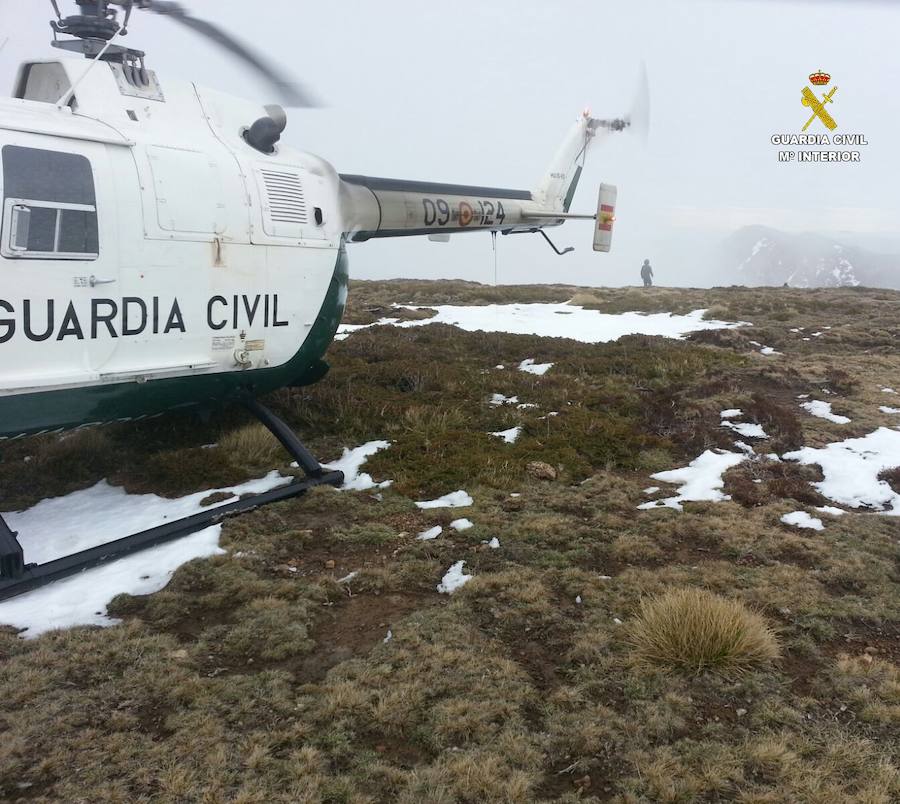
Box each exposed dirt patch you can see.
[508,635,565,692]
[536,754,623,802]
[825,618,900,665]
[779,649,826,697]
[295,592,442,684]
[357,732,430,769]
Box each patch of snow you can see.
[721,409,743,419]
[882,388,897,395]
[490,393,519,407]
[784,428,900,515]
[490,426,522,444]
[734,441,756,455]
[815,506,846,517]
[416,490,473,509]
[519,358,554,376]
[450,518,474,532]
[800,400,851,425]
[0,472,292,637]
[495,364,505,370]
[575,595,582,605]
[517,403,538,410]
[338,571,359,584]
[759,346,781,356]
[383,629,393,644]
[437,561,473,594]
[638,450,747,511]
[879,406,900,415]
[335,318,401,341]
[483,537,500,550]
[417,526,443,541]
[781,511,825,531]
[722,421,769,439]
[767,453,782,463]
[322,441,392,491]
[384,304,748,343]
[643,486,661,495]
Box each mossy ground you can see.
[0,282,899,802]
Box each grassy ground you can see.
[1,282,899,802]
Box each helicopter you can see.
[0,1,647,599]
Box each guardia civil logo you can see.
[802,70,838,132]
[770,70,868,163]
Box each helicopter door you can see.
[0,141,119,388]
[146,146,227,236]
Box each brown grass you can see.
[218,423,286,468]
[2,282,900,801]
[628,587,781,674]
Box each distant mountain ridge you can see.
[720,225,900,289]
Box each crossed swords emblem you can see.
[801,85,838,132]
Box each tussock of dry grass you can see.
[218,423,285,468]
[629,587,780,673]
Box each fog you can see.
[2,0,897,287]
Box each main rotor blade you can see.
[138,1,320,108]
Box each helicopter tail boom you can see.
[339,107,636,246]
[339,174,534,243]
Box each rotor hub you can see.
[53,14,121,41]
[50,1,134,42]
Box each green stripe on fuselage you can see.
[562,166,583,213]
[0,244,350,439]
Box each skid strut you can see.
[0,399,343,602]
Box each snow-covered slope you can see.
[720,226,899,289]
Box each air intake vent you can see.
[259,168,308,226]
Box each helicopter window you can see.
[24,207,58,253]
[1,145,98,260]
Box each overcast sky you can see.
[1,0,897,286]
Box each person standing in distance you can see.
[640,259,654,288]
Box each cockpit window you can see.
[1,145,98,260]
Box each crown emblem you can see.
[809,70,831,86]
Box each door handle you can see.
[89,275,117,288]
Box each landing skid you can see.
[0,398,343,603]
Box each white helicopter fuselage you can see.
[0,56,618,439]
[0,57,350,436]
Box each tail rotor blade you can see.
[627,61,650,144]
